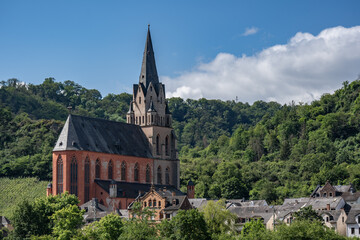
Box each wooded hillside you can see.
[1,77,360,204]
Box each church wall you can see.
[53,150,154,205]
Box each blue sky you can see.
[1,1,360,103]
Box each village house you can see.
[129,185,192,221]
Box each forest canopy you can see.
[1,77,360,203]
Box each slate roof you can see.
[283,198,309,205]
[319,209,343,223]
[227,199,268,207]
[228,206,273,223]
[311,183,355,197]
[189,198,208,209]
[80,198,113,223]
[53,114,153,158]
[345,205,360,224]
[95,179,184,199]
[305,197,344,210]
[163,195,188,211]
[341,191,360,203]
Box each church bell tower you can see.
[127,26,179,188]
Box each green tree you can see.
[202,199,237,239]
[159,209,210,240]
[82,214,123,240]
[273,220,346,240]
[240,219,266,239]
[11,192,79,238]
[293,206,323,222]
[51,204,84,240]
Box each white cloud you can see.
[163,26,360,104]
[242,27,259,36]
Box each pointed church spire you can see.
[139,25,159,90]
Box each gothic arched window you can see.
[134,163,139,181]
[121,162,126,181]
[157,166,162,184]
[70,156,78,196]
[146,164,151,183]
[156,135,160,155]
[95,159,101,179]
[57,155,63,194]
[84,157,90,202]
[165,167,170,185]
[108,160,113,180]
[165,136,169,156]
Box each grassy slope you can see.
[0,177,48,219]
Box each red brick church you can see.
[47,27,184,210]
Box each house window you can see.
[165,167,170,185]
[139,97,141,104]
[70,156,78,196]
[142,116,144,124]
[149,200,152,207]
[165,136,169,156]
[108,160,113,179]
[150,86,152,91]
[323,193,327,197]
[358,216,360,223]
[156,135,160,155]
[121,162,126,181]
[57,156,63,194]
[326,217,329,222]
[342,217,344,223]
[95,159,101,178]
[351,228,355,234]
[157,166,162,184]
[146,164,151,183]
[158,201,161,207]
[144,202,147,207]
[84,157,90,202]
[153,200,156,207]
[134,163,139,181]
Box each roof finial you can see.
[148,24,150,30]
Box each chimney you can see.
[187,180,195,198]
[46,183,52,196]
[109,180,117,198]
[326,204,330,211]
